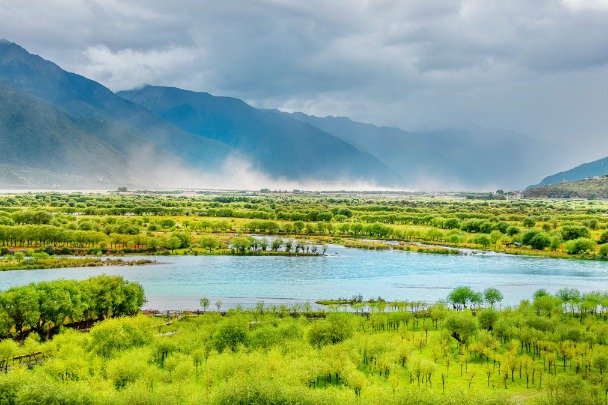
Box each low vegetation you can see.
[524,176,608,199]
[2,284,608,403]
[0,191,606,262]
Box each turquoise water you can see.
[0,245,606,310]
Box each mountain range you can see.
[524,175,608,199]
[0,39,598,191]
[528,156,608,189]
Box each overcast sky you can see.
[1,0,608,163]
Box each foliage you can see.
[447,287,480,311]
[565,238,597,255]
[0,276,145,340]
[2,287,608,403]
[308,312,354,347]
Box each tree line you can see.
[0,276,145,341]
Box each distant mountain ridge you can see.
[0,40,233,176]
[0,40,401,189]
[523,175,608,199]
[287,113,564,190]
[118,86,401,185]
[528,156,608,189]
[0,39,583,190]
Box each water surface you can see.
[0,245,606,310]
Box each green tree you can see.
[472,234,491,248]
[271,238,283,251]
[529,232,551,250]
[599,243,608,258]
[231,237,252,253]
[565,238,596,255]
[214,321,248,352]
[522,217,536,228]
[308,312,354,347]
[444,311,479,348]
[199,235,220,252]
[478,308,499,331]
[200,297,210,312]
[448,287,479,311]
[166,236,181,252]
[483,288,504,308]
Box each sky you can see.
[1,0,608,164]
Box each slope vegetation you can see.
[523,175,608,199]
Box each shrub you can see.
[599,243,608,258]
[308,313,354,347]
[565,238,596,255]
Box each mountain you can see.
[118,86,401,185]
[529,156,608,189]
[287,113,565,190]
[0,81,129,188]
[523,175,608,199]
[0,39,577,190]
[0,40,233,188]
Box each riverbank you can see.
[0,257,155,271]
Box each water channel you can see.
[0,244,606,310]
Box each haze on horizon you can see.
[1,0,608,175]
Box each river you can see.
[0,245,606,310]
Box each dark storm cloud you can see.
[1,0,608,161]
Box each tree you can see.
[483,288,504,308]
[199,236,220,252]
[271,238,283,251]
[522,217,536,228]
[448,287,478,311]
[0,285,40,340]
[259,238,269,251]
[593,350,608,374]
[166,236,181,252]
[565,238,596,255]
[214,321,248,352]
[478,308,499,331]
[560,225,591,241]
[472,234,491,248]
[529,232,551,250]
[444,311,478,348]
[13,252,24,263]
[308,313,354,347]
[231,237,252,253]
[444,218,461,230]
[284,240,293,252]
[599,243,608,258]
[200,297,210,312]
[215,300,222,312]
[171,232,191,248]
[506,226,521,236]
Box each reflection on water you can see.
[0,245,606,310]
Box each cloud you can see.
[1,0,608,163]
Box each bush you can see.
[308,313,354,347]
[214,321,248,352]
[565,238,597,255]
[599,243,608,258]
[560,225,592,241]
[478,308,499,330]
